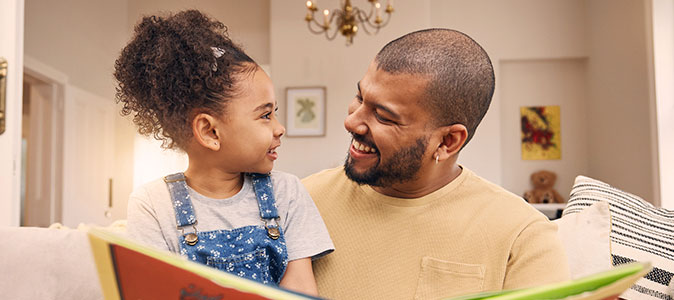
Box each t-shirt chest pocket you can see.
[414,256,486,300]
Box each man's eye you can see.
[262,112,272,119]
[375,113,392,123]
[356,94,363,103]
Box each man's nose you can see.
[344,102,368,136]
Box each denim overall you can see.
[164,172,288,285]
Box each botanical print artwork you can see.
[521,105,561,160]
[286,87,325,136]
[295,98,317,128]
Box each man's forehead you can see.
[361,62,429,102]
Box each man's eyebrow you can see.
[253,102,274,112]
[375,103,401,120]
[357,81,361,95]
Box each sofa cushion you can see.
[564,175,674,300]
[0,227,102,300]
[554,200,612,278]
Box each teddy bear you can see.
[523,170,565,204]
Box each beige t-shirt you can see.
[303,167,570,300]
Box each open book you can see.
[87,228,319,300]
[88,228,650,300]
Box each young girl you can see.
[116,10,333,295]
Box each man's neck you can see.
[371,163,463,199]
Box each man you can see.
[302,29,570,300]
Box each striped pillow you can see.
[564,175,674,300]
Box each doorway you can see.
[21,72,64,227]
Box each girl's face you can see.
[215,67,285,174]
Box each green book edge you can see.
[445,261,651,300]
[87,227,317,300]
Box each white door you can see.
[0,0,24,227]
[62,85,116,227]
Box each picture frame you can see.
[285,87,326,137]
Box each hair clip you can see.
[211,47,225,58]
[210,47,226,71]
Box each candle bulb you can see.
[323,9,330,27]
[375,2,381,18]
[306,0,312,9]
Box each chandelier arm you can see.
[325,28,340,40]
[307,21,327,34]
[325,28,339,41]
[379,13,393,27]
[355,9,375,35]
[363,4,375,20]
[357,8,386,32]
[329,8,343,26]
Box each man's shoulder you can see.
[460,169,540,216]
[301,166,347,188]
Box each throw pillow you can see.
[564,175,674,300]
[554,200,612,278]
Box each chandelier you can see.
[304,0,394,45]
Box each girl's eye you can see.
[262,112,272,120]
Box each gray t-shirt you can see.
[126,170,334,261]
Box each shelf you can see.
[530,203,567,220]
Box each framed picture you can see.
[520,105,561,160]
[285,87,326,137]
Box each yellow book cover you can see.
[87,227,319,300]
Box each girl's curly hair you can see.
[114,10,255,149]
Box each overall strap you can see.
[164,172,197,227]
[250,173,279,220]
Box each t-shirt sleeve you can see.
[126,185,172,252]
[503,217,571,289]
[280,174,335,262]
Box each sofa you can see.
[1,176,672,300]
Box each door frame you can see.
[0,0,24,227]
[23,56,68,225]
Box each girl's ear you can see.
[192,113,221,151]
[432,124,468,162]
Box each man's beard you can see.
[344,136,429,187]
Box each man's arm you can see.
[503,218,570,289]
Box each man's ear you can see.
[433,124,468,162]
[192,113,221,151]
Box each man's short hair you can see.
[375,28,495,147]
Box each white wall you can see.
[652,0,674,208]
[132,135,188,189]
[24,0,128,98]
[586,0,655,203]
[270,0,432,178]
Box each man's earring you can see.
[214,141,218,146]
[435,155,439,165]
